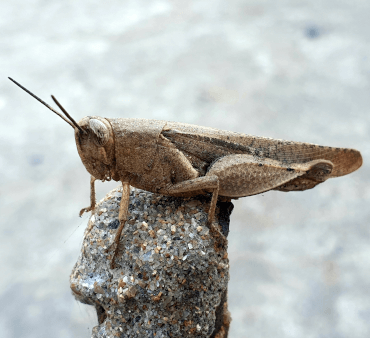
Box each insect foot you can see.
[79,206,95,217]
[70,185,233,338]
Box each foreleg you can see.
[79,175,97,217]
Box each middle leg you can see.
[109,182,130,269]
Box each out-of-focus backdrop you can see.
[0,1,369,337]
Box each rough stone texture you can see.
[70,185,232,337]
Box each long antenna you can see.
[51,95,85,134]
[8,77,76,130]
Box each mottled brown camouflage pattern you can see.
[76,117,362,198]
[74,117,362,265]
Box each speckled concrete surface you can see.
[0,1,369,337]
[71,186,230,337]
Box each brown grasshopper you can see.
[9,78,363,267]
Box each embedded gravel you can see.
[71,186,230,337]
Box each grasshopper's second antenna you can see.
[8,77,82,132]
[51,95,85,134]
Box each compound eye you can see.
[89,119,109,146]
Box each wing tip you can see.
[332,148,363,177]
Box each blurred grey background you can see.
[0,0,369,337]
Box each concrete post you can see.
[70,185,233,338]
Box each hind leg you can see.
[159,175,219,225]
[206,154,333,197]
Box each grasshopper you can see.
[9,78,363,267]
